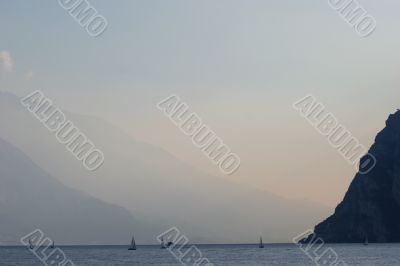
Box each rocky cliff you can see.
[309,110,400,243]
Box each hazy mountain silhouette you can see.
[0,91,329,243]
[0,137,156,245]
[309,110,400,243]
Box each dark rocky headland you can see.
[306,110,400,243]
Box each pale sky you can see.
[1,0,400,207]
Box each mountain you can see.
[0,91,329,243]
[309,110,400,243]
[0,137,155,245]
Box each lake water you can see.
[1,243,400,265]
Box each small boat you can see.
[50,240,55,249]
[160,237,167,249]
[28,239,34,250]
[364,236,368,246]
[128,235,137,250]
[167,241,173,247]
[259,236,264,248]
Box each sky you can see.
[1,0,400,207]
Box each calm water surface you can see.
[1,244,400,265]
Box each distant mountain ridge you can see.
[310,110,400,243]
[0,137,155,245]
[0,91,329,243]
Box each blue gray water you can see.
[1,244,400,265]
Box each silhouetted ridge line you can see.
[306,110,400,243]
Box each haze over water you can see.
[1,1,400,265]
[2,244,400,266]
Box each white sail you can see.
[28,239,34,249]
[160,237,166,249]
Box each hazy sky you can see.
[1,0,400,207]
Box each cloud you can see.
[0,51,13,72]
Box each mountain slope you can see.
[0,91,329,243]
[310,110,400,243]
[0,137,153,245]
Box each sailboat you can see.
[28,239,34,250]
[128,235,137,250]
[50,240,55,249]
[160,237,167,249]
[259,236,264,249]
[364,236,369,246]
